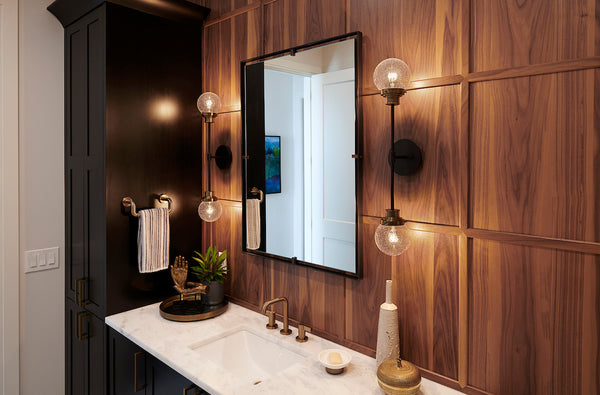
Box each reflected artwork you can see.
[265,135,281,194]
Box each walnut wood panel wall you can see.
[196,0,600,393]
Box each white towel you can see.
[246,199,261,250]
[137,207,170,273]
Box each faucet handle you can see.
[265,310,278,330]
[296,324,311,343]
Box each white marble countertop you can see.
[106,302,463,395]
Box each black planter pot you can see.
[204,281,224,305]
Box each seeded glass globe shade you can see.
[375,223,411,256]
[198,199,223,222]
[197,92,221,114]
[373,58,411,90]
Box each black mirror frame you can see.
[240,31,363,279]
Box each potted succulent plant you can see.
[190,246,227,305]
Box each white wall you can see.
[264,70,305,259]
[1,0,21,393]
[18,1,64,394]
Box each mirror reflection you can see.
[243,34,360,276]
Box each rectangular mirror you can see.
[241,32,362,277]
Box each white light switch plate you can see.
[24,247,59,273]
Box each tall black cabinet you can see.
[48,1,209,393]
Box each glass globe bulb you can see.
[198,200,223,222]
[375,223,411,256]
[197,92,221,114]
[373,58,411,90]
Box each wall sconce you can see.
[373,58,422,256]
[197,92,231,222]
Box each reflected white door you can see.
[309,68,355,271]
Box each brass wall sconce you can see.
[197,92,228,222]
[373,58,422,256]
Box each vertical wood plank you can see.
[203,9,261,110]
[360,87,461,225]
[201,0,260,21]
[470,70,600,242]
[471,0,600,72]
[209,202,264,306]
[469,240,600,394]
[263,0,346,54]
[348,0,461,91]
[210,111,242,201]
[264,259,345,339]
[345,221,391,350]
[392,231,459,379]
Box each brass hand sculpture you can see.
[170,255,209,296]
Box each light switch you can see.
[24,247,59,273]
[27,252,37,268]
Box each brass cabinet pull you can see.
[183,385,202,395]
[134,351,146,392]
[75,277,89,307]
[75,311,90,341]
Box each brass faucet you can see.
[296,324,311,343]
[260,297,292,335]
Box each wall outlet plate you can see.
[24,247,59,273]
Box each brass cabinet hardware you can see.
[183,385,201,395]
[296,324,311,343]
[75,277,89,307]
[134,351,146,392]
[75,311,90,341]
[241,155,250,160]
[351,154,362,159]
[183,384,203,395]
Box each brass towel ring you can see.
[249,187,264,203]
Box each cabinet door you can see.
[66,300,106,395]
[66,300,88,395]
[146,355,206,395]
[108,328,147,395]
[64,4,106,318]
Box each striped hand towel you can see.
[137,207,170,273]
[246,198,261,250]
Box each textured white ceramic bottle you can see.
[376,279,400,368]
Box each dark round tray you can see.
[159,294,228,322]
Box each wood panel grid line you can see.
[457,2,471,388]
[467,56,600,83]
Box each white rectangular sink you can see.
[190,328,308,386]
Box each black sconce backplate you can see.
[388,139,422,175]
[215,145,233,170]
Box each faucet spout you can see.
[260,297,292,335]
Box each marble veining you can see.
[106,302,463,395]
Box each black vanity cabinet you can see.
[49,1,209,394]
[108,328,206,395]
[66,299,106,395]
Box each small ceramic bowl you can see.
[318,349,352,375]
